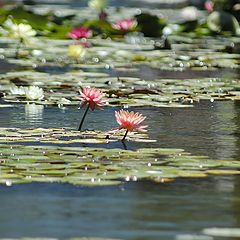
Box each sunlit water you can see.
[0,100,240,239]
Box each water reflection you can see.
[0,179,236,239]
[0,100,239,159]
[233,101,240,230]
[234,101,240,159]
[143,101,238,159]
[24,104,44,125]
[212,101,237,159]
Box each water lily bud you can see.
[88,0,108,11]
[68,45,87,60]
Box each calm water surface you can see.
[0,100,240,239]
[0,178,239,240]
[0,100,239,159]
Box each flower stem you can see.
[121,129,128,142]
[78,103,90,131]
[15,38,23,58]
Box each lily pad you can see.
[0,127,239,186]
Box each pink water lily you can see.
[68,26,93,39]
[112,18,137,31]
[112,110,147,141]
[80,87,104,110]
[78,87,105,131]
[204,1,214,13]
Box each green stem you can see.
[78,104,90,131]
[121,129,128,142]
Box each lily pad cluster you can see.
[0,128,240,186]
[0,66,239,107]
[0,4,239,108]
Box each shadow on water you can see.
[117,65,240,80]
[25,0,185,8]
[35,65,73,75]
[0,59,20,74]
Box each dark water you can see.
[25,0,184,8]
[0,178,239,240]
[0,100,240,239]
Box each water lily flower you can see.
[162,24,181,35]
[68,44,87,60]
[112,18,137,31]
[205,1,214,13]
[24,86,44,100]
[68,26,92,39]
[9,85,26,95]
[77,86,105,131]
[2,19,36,44]
[114,110,148,141]
[88,0,107,11]
[181,6,199,21]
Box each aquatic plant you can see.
[88,0,108,21]
[113,110,148,141]
[78,86,105,131]
[9,85,26,95]
[9,85,44,100]
[1,19,36,43]
[181,6,199,22]
[68,26,92,39]
[1,19,36,57]
[112,18,137,31]
[207,11,240,35]
[205,1,214,12]
[24,86,44,100]
[88,0,107,11]
[135,12,166,37]
[68,44,87,60]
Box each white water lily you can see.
[162,24,181,35]
[181,6,199,21]
[9,85,26,95]
[2,19,36,44]
[24,86,44,100]
[88,0,107,10]
[68,45,86,60]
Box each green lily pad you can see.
[0,127,239,186]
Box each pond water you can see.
[0,100,239,159]
[0,177,239,240]
[0,100,240,239]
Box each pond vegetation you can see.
[0,0,240,239]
